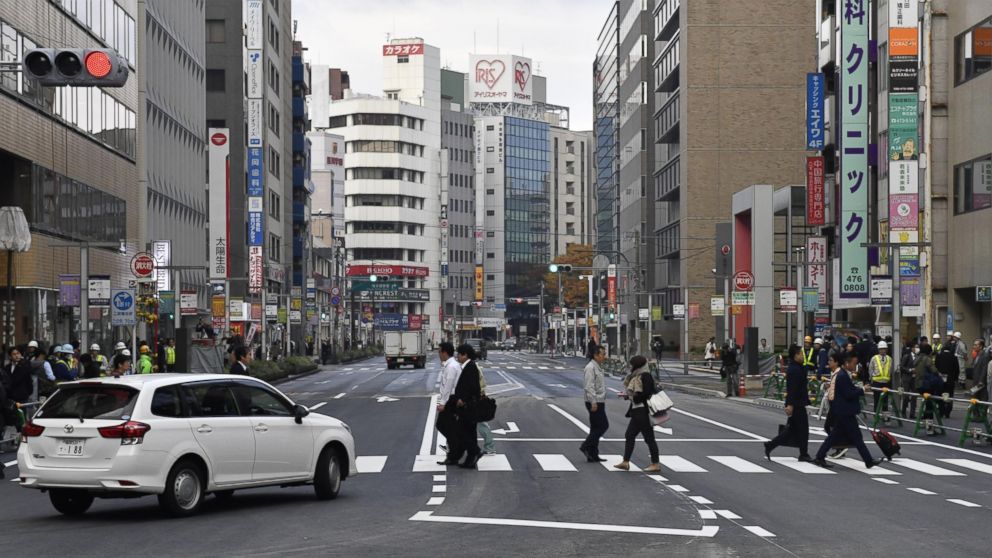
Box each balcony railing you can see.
[656,222,680,259]
[654,37,680,93]
[655,155,680,201]
[655,0,680,42]
[655,90,680,144]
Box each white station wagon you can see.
[17,374,357,517]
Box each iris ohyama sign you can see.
[469,55,533,105]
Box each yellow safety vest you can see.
[871,355,892,383]
[165,346,176,365]
[803,348,815,367]
[934,343,942,353]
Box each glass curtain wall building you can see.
[594,2,620,258]
[504,116,550,302]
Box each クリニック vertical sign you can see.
[806,73,825,150]
[839,0,870,299]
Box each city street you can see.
[2,351,991,557]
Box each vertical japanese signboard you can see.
[839,0,870,299]
[888,2,920,250]
[248,246,263,294]
[806,156,826,225]
[806,73,825,150]
[153,240,171,292]
[208,128,230,280]
[806,236,828,305]
[474,266,484,301]
[607,264,617,311]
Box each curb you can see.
[658,382,727,399]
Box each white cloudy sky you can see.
[293,0,607,131]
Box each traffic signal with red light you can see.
[23,48,129,87]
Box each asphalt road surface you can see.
[2,350,990,557]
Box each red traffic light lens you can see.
[85,51,112,78]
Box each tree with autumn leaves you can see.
[543,243,594,308]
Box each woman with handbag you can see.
[614,355,661,472]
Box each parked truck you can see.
[384,330,427,369]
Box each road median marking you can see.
[409,510,719,537]
[546,403,590,434]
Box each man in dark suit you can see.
[764,345,812,461]
[813,352,883,469]
[451,343,482,469]
[230,346,251,375]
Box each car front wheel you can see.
[158,459,205,517]
[49,489,94,516]
[314,446,343,500]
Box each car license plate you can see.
[57,438,85,456]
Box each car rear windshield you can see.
[35,385,139,420]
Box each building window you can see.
[487,274,495,281]
[268,101,280,136]
[397,56,409,63]
[955,17,992,85]
[954,154,992,214]
[487,252,495,259]
[206,19,225,43]
[486,125,494,131]
[268,233,281,261]
[328,115,347,128]
[206,69,225,91]
[268,147,281,180]
[269,190,281,220]
[486,168,495,174]
[486,210,495,216]
[486,189,495,195]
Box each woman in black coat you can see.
[614,355,661,472]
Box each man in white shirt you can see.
[436,342,462,465]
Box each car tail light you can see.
[21,422,44,442]
[98,421,151,445]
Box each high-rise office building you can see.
[0,0,138,348]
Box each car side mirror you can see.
[294,404,310,424]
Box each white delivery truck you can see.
[384,330,427,369]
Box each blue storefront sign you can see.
[247,148,264,197]
[806,73,825,150]
[374,313,408,331]
[248,212,263,246]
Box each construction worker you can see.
[137,345,154,374]
[932,333,942,354]
[164,338,177,372]
[89,344,109,374]
[110,341,127,369]
[110,350,132,377]
[869,341,893,418]
[802,336,816,375]
[52,345,77,381]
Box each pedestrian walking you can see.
[816,338,831,380]
[580,345,608,462]
[900,340,919,418]
[868,341,893,417]
[651,336,664,362]
[477,365,496,456]
[719,341,739,396]
[704,337,717,369]
[435,342,463,465]
[614,355,660,472]
[764,345,812,462]
[813,351,883,469]
[935,339,960,418]
[450,344,482,469]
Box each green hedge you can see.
[325,344,383,365]
[248,356,318,382]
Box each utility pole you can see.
[539,281,545,354]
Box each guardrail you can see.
[861,386,992,446]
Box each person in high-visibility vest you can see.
[932,333,942,354]
[868,341,893,417]
[802,336,816,375]
[164,338,177,372]
[137,345,154,374]
[89,344,108,374]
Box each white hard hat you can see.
[90,343,100,352]
[814,338,823,345]
[946,331,954,337]
[953,331,962,339]
[115,342,127,351]
[121,349,132,357]
[59,344,74,354]
[877,341,888,349]
[933,333,940,339]
[27,340,39,348]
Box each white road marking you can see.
[707,456,772,473]
[9,477,18,482]
[534,454,578,472]
[376,396,399,403]
[653,426,674,435]
[547,404,590,434]
[427,497,445,506]
[831,458,901,475]
[413,455,446,473]
[538,366,549,370]
[3,460,16,468]
[938,458,992,476]
[409,511,720,537]
[873,478,900,485]
[715,510,742,520]
[355,456,387,473]
[333,393,345,399]
[669,408,768,441]
[947,499,981,508]
[309,402,327,410]
[419,394,439,456]
[432,475,446,482]
[742,526,776,538]
[907,487,937,495]
[689,496,713,504]
[666,485,689,493]
[771,457,836,474]
[889,458,966,476]
[658,455,707,473]
[476,454,513,471]
[599,455,641,472]
[546,383,568,388]
[699,510,718,520]
[555,367,565,370]
[646,474,669,482]
[491,422,520,435]
[432,485,446,493]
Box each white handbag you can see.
[647,390,674,414]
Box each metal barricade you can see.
[861,386,992,445]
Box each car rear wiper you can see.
[78,408,85,423]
